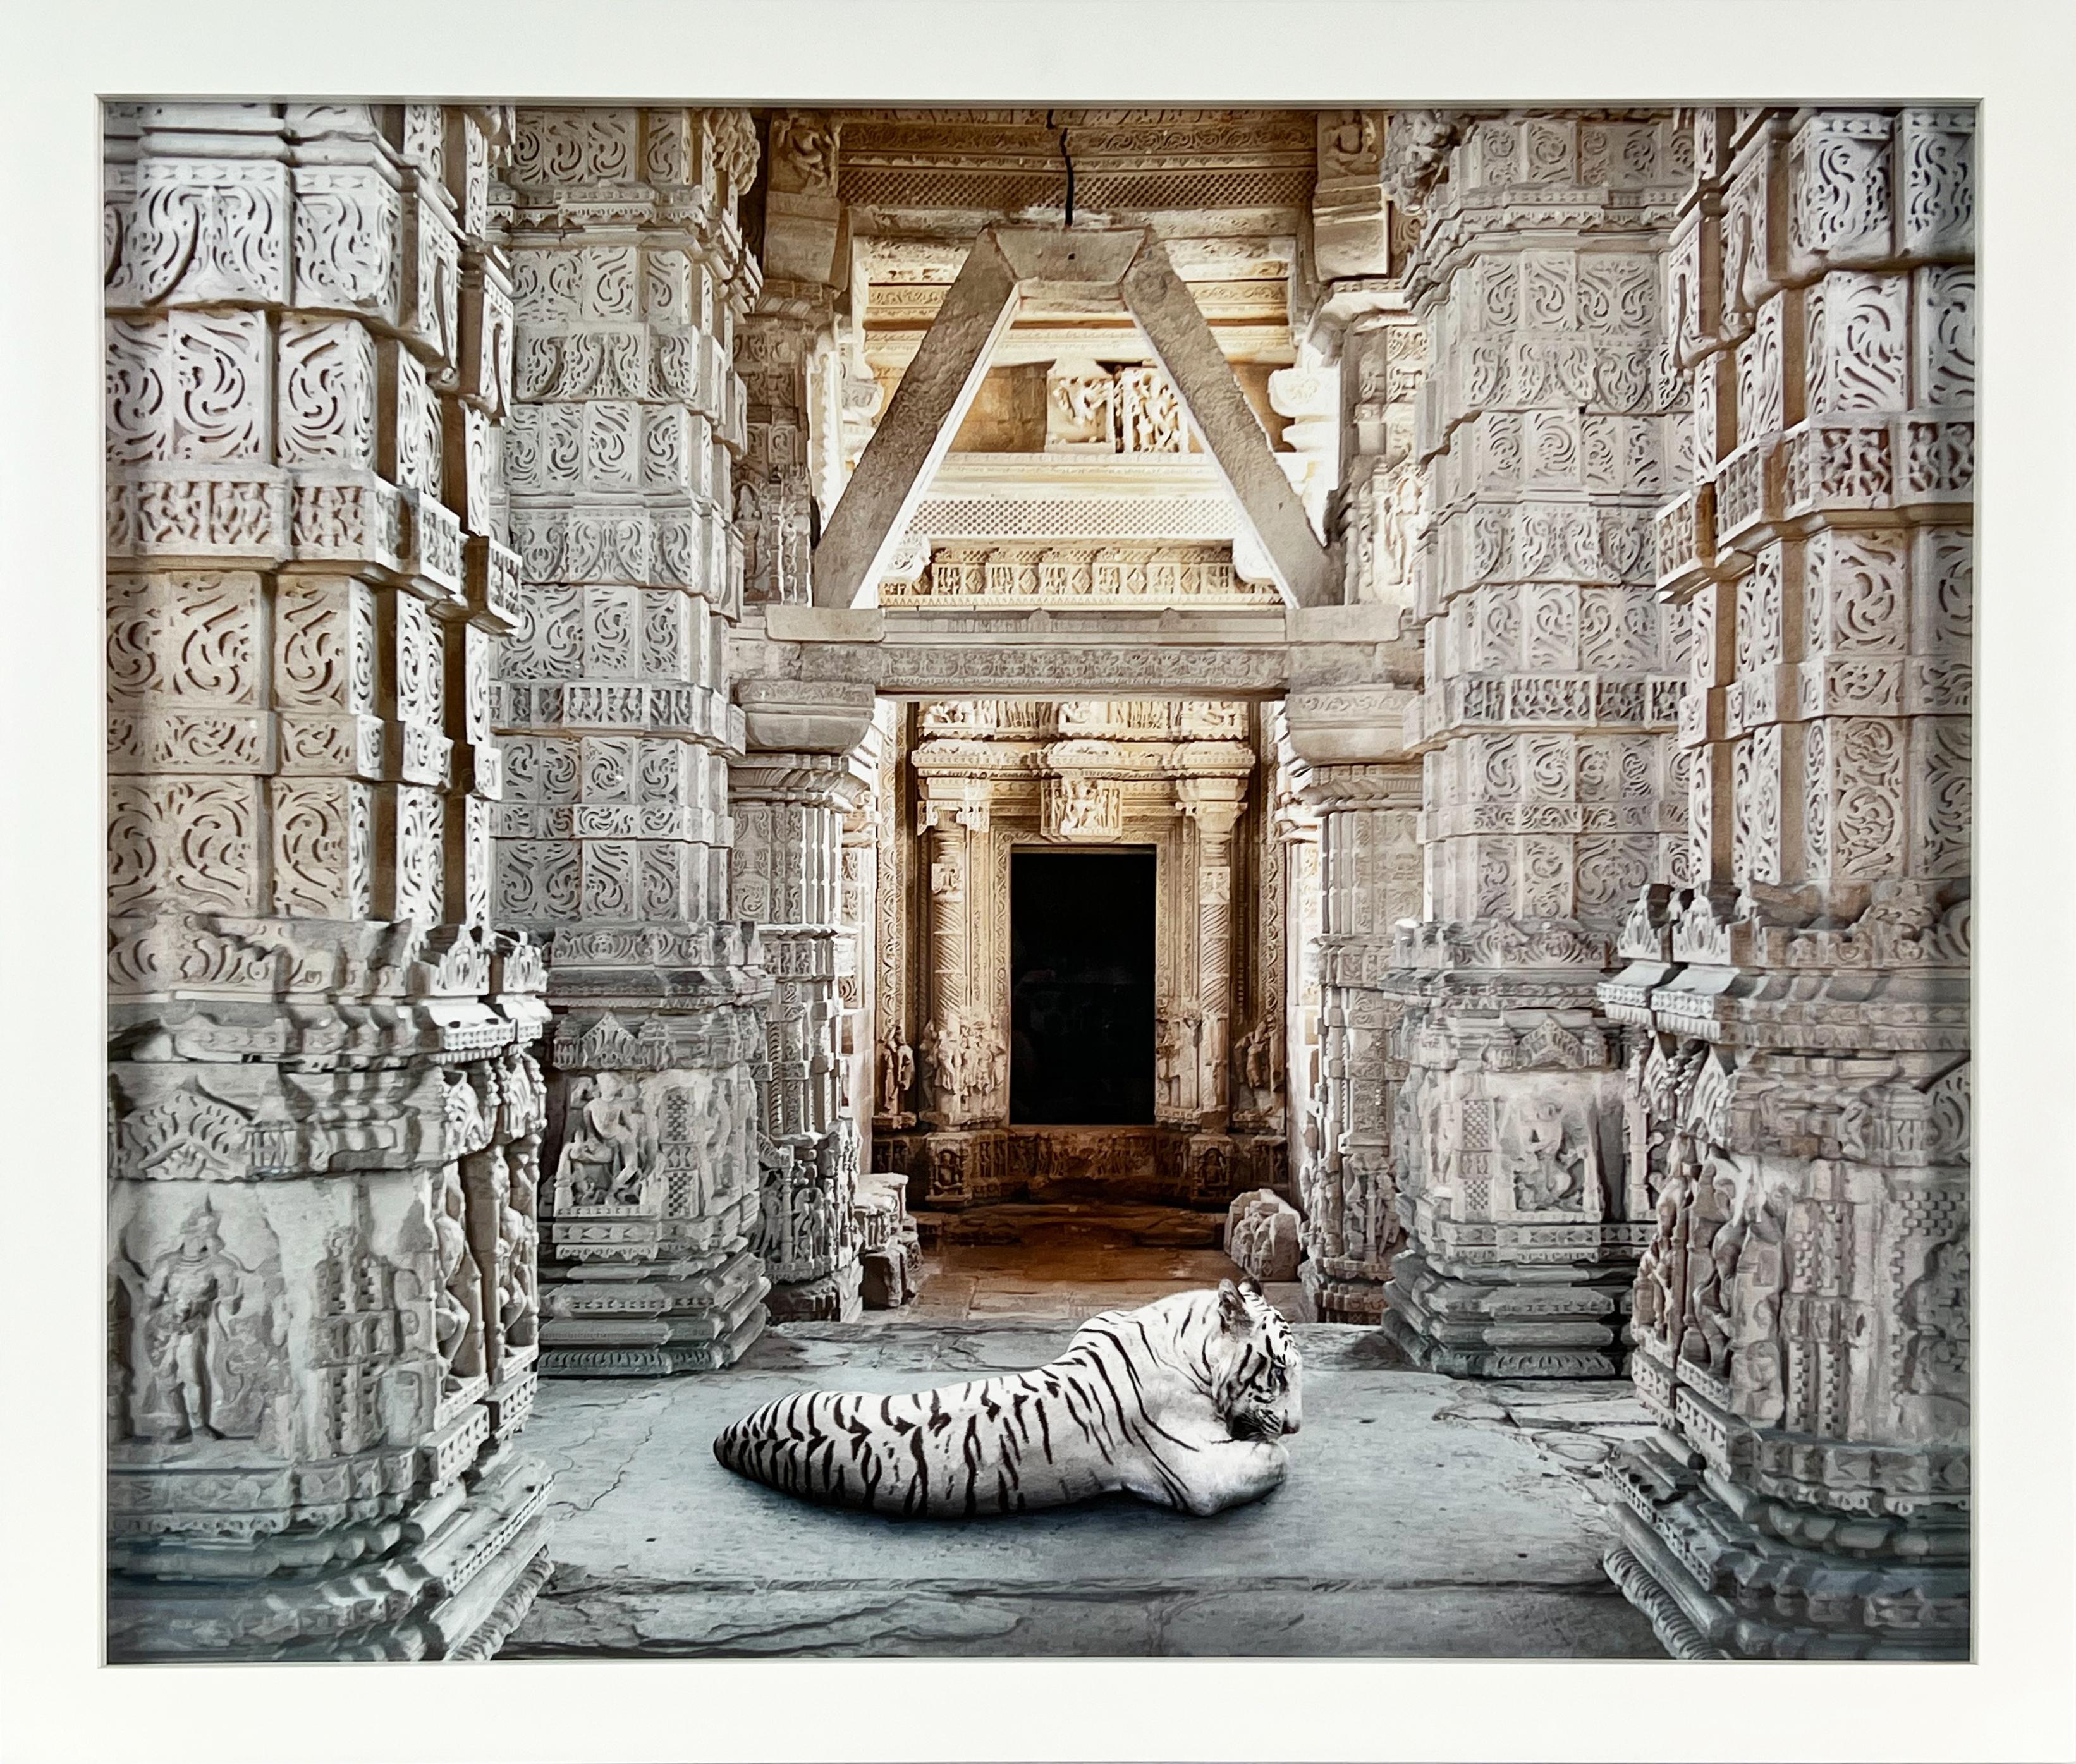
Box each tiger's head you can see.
[1212,1277,1302,1441]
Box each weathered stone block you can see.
[1225,1188,1303,1282]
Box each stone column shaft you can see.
[1179,777,1247,1128]
[916,788,994,1129]
[103,100,553,1660]
[1284,690,1422,1322]
[867,698,917,1136]
[1598,105,1974,1662]
[496,106,771,1377]
[1281,200,1431,1320]
[1377,111,1693,1377]
[731,679,877,1321]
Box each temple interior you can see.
[102,100,1973,1662]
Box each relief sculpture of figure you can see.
[1678,1169,1730,1369]
[1156,1005,1197,1115]
[444,1068,494,1160]
[135,1203,241,1442]
[735,477,767,590]
[875,1028,915,1122]
[1727,1199,1785,1425]
[503,1148,540,1350]
[130,1202,283,1446]
[558,1072,649,1206]
[1633,1151,1692,1347]
[435,1162,485,1388]
[1050,373,1114,445]
[977,1021,1007,1110]
[1505,1093,1586,1211]
[1691,1169,1744,1377]
[1377,462,1422,588]
[1900,1234,1970,1416]
[1237,1019,1278,1097]
[917,1019,943,1114]
[501,1045,547,1142]
[924,1010,979,1116]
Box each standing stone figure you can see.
[875,1028,910,1120]
[136,1205,240,1441]
[131,1203,281,1445]
[1156,1007,1195,1114]
[917,1019,942,1114]
[435,1162,484,1389]
[503,1150,540,1350]
[558,1073,649,1205]
[923,1013,968,1116]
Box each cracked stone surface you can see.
[503,1321,1666,1658]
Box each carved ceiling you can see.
[840,109,1310,370]
[834,108,1317,234]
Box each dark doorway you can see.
[1010,848,1156,1125]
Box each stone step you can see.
[910,1201,1228,1250]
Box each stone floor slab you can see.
[504,1321,1666,1659]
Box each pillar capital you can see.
[1175,774,1249,829]
[1282,684,1419,769]
[735,677,878,758]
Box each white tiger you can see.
[712,1279,1302,1518]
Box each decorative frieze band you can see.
[884,543,1276,609]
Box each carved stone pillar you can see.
[736,296,824,607]
[839,715,921,1306]
[104,102,553,1659]
[915,782,996,1133]
[738,109,847,604]
[1178,777,1248,1130]
[1269,710,1324,1159]
[1381,113,1694,1377]
[1231,707,1300,1144]
[1598,107,1973,1660]
[731,680,877,1321]
[838,738,879,1164]
[1283,689,1422,1322]
[869,699,917,1136]
[1342,314,1429,611]
[496,106,769,1375]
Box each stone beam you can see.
[1119,236,1336,610]
[749,602,1414,700]
[818,224,1336,612]
[812,231,1021,607]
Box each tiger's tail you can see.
[712,1389,915,1512]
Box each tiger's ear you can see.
[1218,1278,1251,1330]
[1239,1275,1263,1299]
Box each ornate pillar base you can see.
[107,1442,554,1662]
[855,1169,924,1308]
[537,1247,769,1376]
[765,1258,864,1322]
[1603,1436,1969,1660]
[1299,1255,1390,1324]
[1378,1250,1632,1377]
[535,924,771,1377]
[1377,944,1649,1378]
